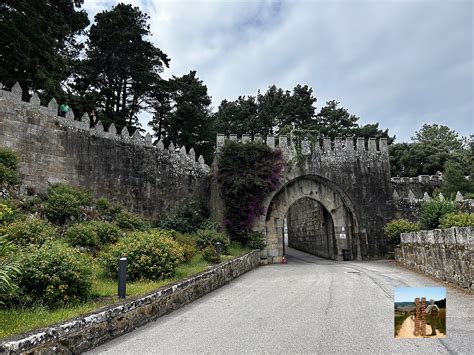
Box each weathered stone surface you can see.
[0,92,208,219]
[396,227,472,289]
[0,251,261,354]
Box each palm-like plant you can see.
[0,234,20,304]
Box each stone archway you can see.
[257,175,360,263]
[285,197,335,259]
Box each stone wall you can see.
[213,133,393,261]
[395,227,472,289]
[0,250,261,354]
[0,84,209,219]
[287,197,334,259]
[391,175,442,200]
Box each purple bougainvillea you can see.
[218,141,284,241]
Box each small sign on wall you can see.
[339,233,346,239]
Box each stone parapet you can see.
[396,227,473,289]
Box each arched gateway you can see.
[212,134,393,263]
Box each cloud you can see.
[83,0,473,142]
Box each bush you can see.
[89,221,121,245]
[157,215,193,233]
[202,245,221,263]
[243,231,266,249]
[384,219,420,245]
[114,210,147,231]
[96,197,112,214]
[0,235,21,306]
[64,223,98,249]
[195,229,230,254]
[172,232,198,262]
[99,230,184,281]
[44,184,92,223]
[0,202,14,225]
[439,212,474,229]
[198,218,219,231]
[17,241,93,306]
[0,217,56,247]
[420,198,457,229]
[0,148,20,186]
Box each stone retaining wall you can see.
[0,250,260,354]
[395,227,472,289]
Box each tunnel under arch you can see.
[261,175,360,263]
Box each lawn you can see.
[0,243,251,339]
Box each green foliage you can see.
[202,245,221,263]
[390,125,470,177]
[0,1,89,99]
[218,141,284,240]
[384,219,420,245]
[157,201,210,233]
[75,3,170,131]
[151,71,214,163]
[17,241,93,307]
[441,160,473,197]
[195,229,230,253]
[88,221,121,245]
[0,202,15,225]
[44,184,91,223]
[0,148,20,186]
[242,231,266,250]
[99,230,184,281]
[171,232,198,263]
[114,210,148,231]
[0,217,56,247]
[439,213,474,229]
[0,235,21,306]
[64,223,98,249]
[96,198,112,214]
[420,198,457,229]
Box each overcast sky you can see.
[82,0,473,142]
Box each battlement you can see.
[216,133,388,160]
[391,175,443,184]
[0,82,208,169]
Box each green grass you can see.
[394,312,411,337]
[0,243,250,339]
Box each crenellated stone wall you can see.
[395,227,473,289]
[0,83,210,219]
[213,133,393,261]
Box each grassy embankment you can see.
[0,243,250,339]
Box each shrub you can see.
[17,241,93,306]
[198,218,219,231]
[114,210,147,231]
[0,148,20,186]
[96,197,112,213]
[439,212,474,229]
[0,217,56,247]
[99,230,184,281]
[64,223,99,249]
[420,198,457,229]
[195,229,230,254]
[172,232,198,262]
[88,221,121,245]
[0,202,14,225]
[157,215,193,233]
[384,219,420,245]
[44,184,91,223]
[243,231,266,249]
[0,235,21,306]
[202,245,220,263]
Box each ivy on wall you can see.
[290,129,320,167]
[217,141,284,241]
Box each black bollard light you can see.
[215,242,222,256]
[118,257,127,299]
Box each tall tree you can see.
[0,0,89,99]
[277,85,317,131]
[215,96,261,136]
[150,71,214,163]
[412,124,463,153]
[74,3,169,131]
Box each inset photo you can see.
[394,287,446,338]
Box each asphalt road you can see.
[89,248,474,354]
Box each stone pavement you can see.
[89,248,474,354]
